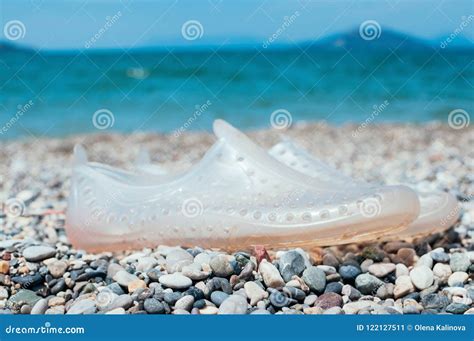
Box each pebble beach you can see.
[0,122,473,315]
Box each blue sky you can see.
[1,0,473,49]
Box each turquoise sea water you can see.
[0,42,472,139]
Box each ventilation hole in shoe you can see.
[286,213,294,221]
[129,208,136,215]
[207,225,213,231]
[140,218,146,226]
[302,212,312,222]
[224,227,230,234]
[149,214,157,221]
[236,156,244,162]
[307,201,315,208]
[247,169,255,176]
[268,212,277,221]
[239,209,248,216]
[83,187,92,196]
[226,207,235,214]
[338,205,349,215]
[290,203,297,209]
[191,226,197,232]
[302,164,309,169]
[319,210,330,219]
[173,227,179,233]
[290,161,297,167]
[273,203,281,208]
[120,216,127,223]
[279,149,286,156]
[253,211,262,220]
[162,208,169,216]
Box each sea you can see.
[0,39,472,140]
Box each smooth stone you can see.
[354,274,383,295]
[67,299,96,314]
[410,265,434,290]
[199,306,219,315]
[416,254,433,269]
[450,253,470,272]
[433,263,452,283]
[113,270,139,287]
[394,275,414,299]
[218,295,248,314]
[250,309,271,314]
[174,295,194,311]
[210,291,229,307]
[448,272,468,287]
[278,250,306,282]
[0,287,8,300]
[339,265,361,281]
[376,283,394,299]
[7,289,41,309]
[144,298,165,314]
[397,248,417,267]
[324,282,342,294]
[166,249,194,273]
[182,263,210,281]
[47,260,68,278]
[107,263,124,279]
[445,302,469,314]
[341,284,362,301]
[45,306,65,314]
[283,286,306,301]
[304,294,318,306]
[302,267,326,293]
[48,296,66,307]
[105,308,126,314]
[315,292,343,309]
[421,293,450,310]
[258,260,285,288]
[159,273,192,290]
[164,292,182,305]
[209,255,234,277]
[105,294,133,311]
[368,263,396,277]
[30,298,48,315]
[343,301,377,314]
[23,246,56,262]
[194,253,211,266]
[430,250,450,263]
[303,306,324,314]
[322,253,340,268]
[323,306,344,314]
[136,257,158,272]
[127,279,146,293]
[395,263,409,277]
[244,281,268,305]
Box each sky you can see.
[0,0,473,49]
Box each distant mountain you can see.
[0,41,35,53]
[302,28,433,52]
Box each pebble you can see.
[105,308,126,314]
[397,248,417,266]
[166,249,194,273]
[417,254,433,269]
[342,284,362,301]
[410,265,434,290]
[144,298,165,314]
[136,257,158,272]
[209,255,234,277]
[447,272,468,287]
[244,281,268,305]
[354,274,383,295]
[67,299,96,314]
[283,286,306,301]
[394,275,414,299]
[23,246,56,262]
[304,294,318,306]
[127,279,146,293]
[339,265,361,281]
[450,253,470,272]
[182,263,210,281]
[47,260,68,278]
[302,267,326,293]
[218,295,248,314]
[199,306,219,314]
[315,292,343,309]
[445,302,469,314]
[430,250,450,263]
[113,271,139,287]
[324,282,342,294]
[159,273,192,290]
[395,263,409,277]
[0,260,9,274]
[323,306,344,314]
[368,263,396,277]
[343,301,377,314]
[278,250,306,282]
[210,291,229,307]
[269,290,296,308]
[174,295,194,311]
[258,260,284,288]
[30,298,48,315]
[7,289,41,309]
[421,293,449,310]
[432,263,452,283]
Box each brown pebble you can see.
[315,292,343,309]
[0,260,9,274]
[383,242,413,254]
[397,248,417,266]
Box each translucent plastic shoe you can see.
[66,120,420,252]
[135,133,460,240]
